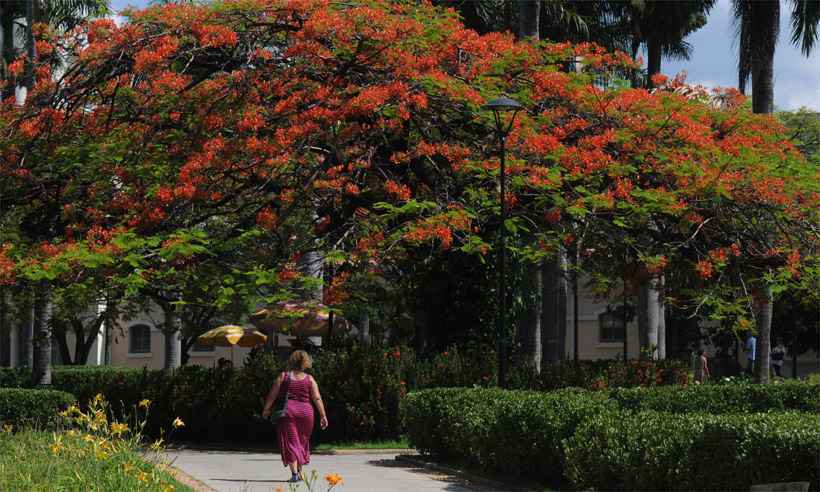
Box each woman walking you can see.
[263,350,328,482]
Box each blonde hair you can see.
[287,350,313,370]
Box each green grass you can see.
[314,437,410,451]
[0,429,190,491]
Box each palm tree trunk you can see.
[755,284,773,383]
[163,304,181,370]
[517,262,542,372]
[637,275,660,359]
[518,0,541,40]
[657,275,666,359]
[31,282,51,386]
[359,311,370,345]
[646,35,663,87]
[750,0,779,114]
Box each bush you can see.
[610,381,820,414]
[402,387,616,486]
[0,388,76,429]
[564,411,820,491]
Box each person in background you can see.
[695,350,710,383]
[771,338,787,378]
[745,333,757,376]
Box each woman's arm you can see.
[262,373,285,418]
[310,376,329,429]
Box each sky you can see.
[111,0,820,111]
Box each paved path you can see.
[166,449,511,492]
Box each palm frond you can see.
[790,0,820,56]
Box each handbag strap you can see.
[281,371,291,402]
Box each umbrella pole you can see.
[231,345,234,367]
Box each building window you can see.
[129,324,152,354]
[599,309,625,343]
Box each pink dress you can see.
[277,372,314,466]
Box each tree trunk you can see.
[517,0,541,40]
[53,319,73,365]
[556,250,568,359]
[298,250,324,303]
[30,283,51,386]
[17,293,32,368]
[657,275,666,359]
[646,35,663,88]
[359,311,370,345]
[163,305,182,370]
[541,259,558,362]
[0,288,8,366]
[637,276,660,359]
[755,284,773,384]
[748,0,778,114]
[517,262,542,372]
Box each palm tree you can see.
[613,1,715,88]
[732,0,819,383]
[1,0,108,81]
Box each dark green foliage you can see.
[564,411,820,491]
[610,381,820,413]
[0,388,76,429]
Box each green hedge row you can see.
[0,388,76,429]
[403,386,820,490]
[610,381,820,414]
[564,411,820,491]
[402,387,615,487]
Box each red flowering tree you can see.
[1,0,816,373]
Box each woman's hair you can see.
[287,350,313,370]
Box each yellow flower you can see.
[122,462,135,473]
[2,424,12,433]
[95,448,109,460]
[136,471,150,484]
[150,438,164,452]
[162,485,175,492]
[49,441,64,455]
[82,434,95,443]
[325,473,343,486]
[67,429,79,437]
[93,393,105,405]
[139,399,151,409]
[110,422,129,436]
[172,417,185,429]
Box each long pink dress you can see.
[277,372,314,467]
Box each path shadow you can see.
[366,459,505,492]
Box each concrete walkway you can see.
[165,449,512,492]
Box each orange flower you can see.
[325,473,343,486]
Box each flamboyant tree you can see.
[1,0,815,373]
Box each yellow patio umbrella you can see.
[196,325,268,366]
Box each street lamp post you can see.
[484,97,522,388]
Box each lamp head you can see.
[483,97,523,113]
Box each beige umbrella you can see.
[249,302,335,337]
[196,325,268,365]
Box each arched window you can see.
[129,324,152,354]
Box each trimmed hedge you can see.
[402,387,616,486]
[610,381,820,414]
[0,388,76,429]
[404,386,820,490]
[564,410,820,491]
